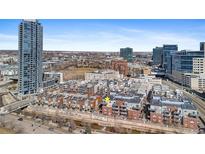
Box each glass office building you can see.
[166,51,176,75]
[200,42,205,51]
[162,44,178,71]
[171,50,204,83]
[120,47,133,62]
[18,19,43,95]
[153,47,163,66]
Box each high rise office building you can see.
[120,47,133,62]
[171,50,204,83]
[193,58,205,74]
[18,19,43,95]
[162,44,178,71]
[152,47,163,66]
[200,42,205,51]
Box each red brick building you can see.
[127,109,141,120]
[87,86,94,97]
[102,106,112,116]
[150,112,163,124]
[111,60,128,76]
[183,117,198,130]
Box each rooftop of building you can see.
[87,69,119,74]
[0,64,17,70]
[151,96,197,110]
[44,71,63,75]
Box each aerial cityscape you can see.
[1,19,205,134]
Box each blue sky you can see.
[1,19,205,51]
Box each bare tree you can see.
[67,119,76,133]
[14,127,24,134]
[84,123,92,134]
[69,119,76,132]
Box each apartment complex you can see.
[35,75,198,130]
[149,84,198,129]
[18,19,43,95]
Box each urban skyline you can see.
[1,19,205,51]
[0,19,205,134]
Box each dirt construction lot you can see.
[60,67,97,80]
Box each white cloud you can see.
[120,27,145,33]
[0,27,202,51]
[144,31,200,50]
[44,31,133,51]
[0,33,17,41]
[43,26,202,51]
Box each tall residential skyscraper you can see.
[120,47,133,62]
[18,19,43,95]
